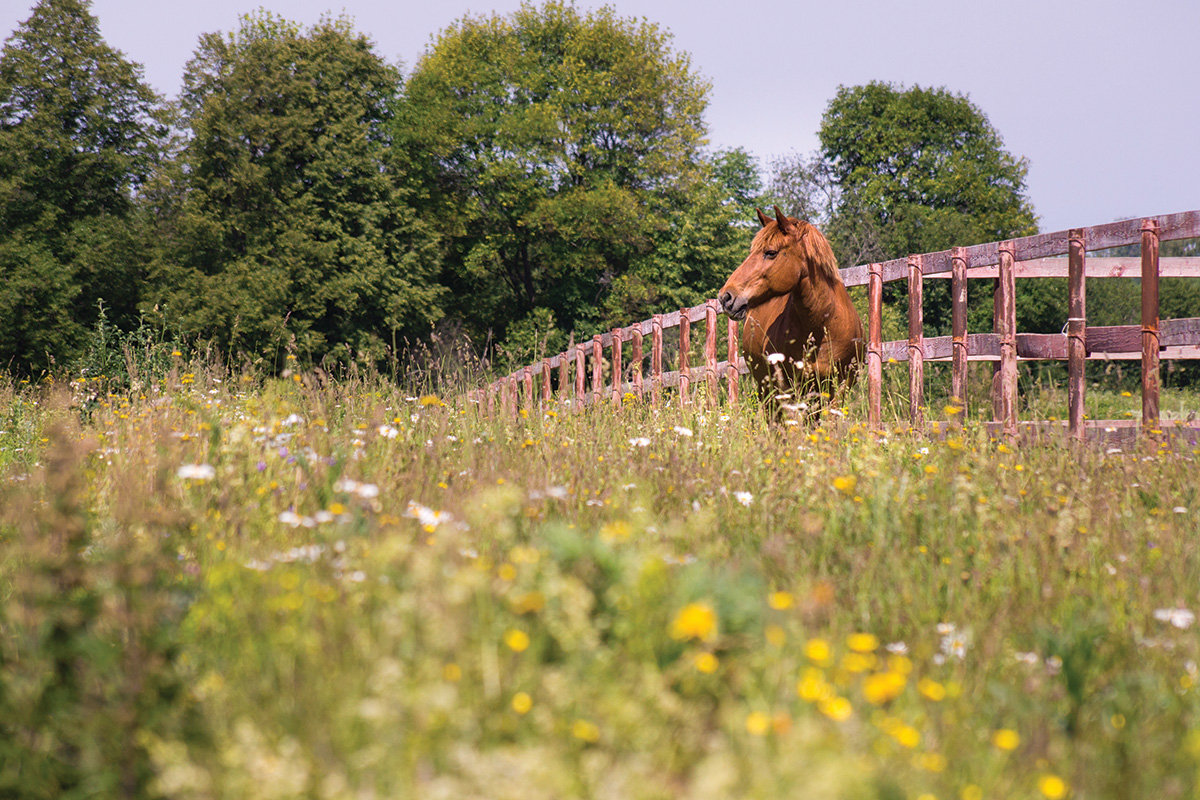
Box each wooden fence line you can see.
[471,211,1200,441]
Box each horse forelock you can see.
[749,219,843,285]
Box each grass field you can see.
[2,362,1200,799]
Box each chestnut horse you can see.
[718,207,864,416]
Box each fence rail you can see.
[473,210,1200,441]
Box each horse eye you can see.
[764,250,778,259]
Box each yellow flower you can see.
[503,629,530,652]
[765,624,787,647]
[847,633,879,652]
[992,728,1021,751]
[833,474,857,494]
[419,395,441,406]
[804,638,832,664]
[511,692,532,714]
[694,652,719,674]
[917,677,947,701]
[862,671,907,705]
[572,719,600,743]
[924,463,939,475]
[1038,774,1068,799]
[671,602,718,642]
[768,591,794,610]
[915,753,947,773]
[892,724,920,748]
[797,668,834,702]
[442,663,462,682]
[745,711,770,736]
[818,696,853,721]
[509,591,545,615]
[601,520,632,542]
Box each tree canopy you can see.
[146,12,443,366]
[395,1,713,355]
[0,0,165,371]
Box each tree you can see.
[146,13,443,366]
[396,1,710,350]
[0,0,166,371]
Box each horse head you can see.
[718,206,836,320]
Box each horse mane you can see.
[751,217,844,285]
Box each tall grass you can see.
[1,355,1199,799]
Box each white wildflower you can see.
[766,352,786,364]
[885,642,909,655]
[673,426,693,437]
[629,436,651,447]
[1154,608,1196,629]
[281,414,304,426]
[176,463,216,481]
[278,510,303,527]
[1014,651,1039,665]
[733,491,753,507]
[377,425,399,439]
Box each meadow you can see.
[2,359,1200,800]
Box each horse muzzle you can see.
[719,291,748,320]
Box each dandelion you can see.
[818,696,852,721]
[804,638,832,664]
[419,395,441,406]
[571,719,600,743]
[862,671,906,705]
[503,629,530,652]
[1154,608,1196,629]
[992,728,1021,750]
[832,474,857,495]
[1038,774,1068,799]
[670,602,718,642]
[917,677,946,701]
[176,463,216,481]
[745,711,771,736]
[734,490,754,506]
[797,668,833,702]
[511,692,533,714]
[694,652,719,674]
[768,591,793,610]
[892,724,920,748]
[847,633,879,653]
[600,520,632,543]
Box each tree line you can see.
[11,0,1186,379]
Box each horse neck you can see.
[786,273,840,329]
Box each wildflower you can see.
[847,633,879,653]
[671,602,718,642]
[734,491,753,507]
[1014,651,1039,665]
[694,652,719,674]
[1154,608,1196,629]
[768,591,793,610]
[941,631,969,659]
[281,413,304,426]
[862,671,906,705]
[915,753,947,773]
[917,678,946,701]
[818,696,852,721]
[804,638,832,664]
[892,724,920,748]
[600,520,632,542]
[745,711,771,736]
[176,463,216,481]
[443,663,462,682]
[673,426,694,437]
[885,641,909,655]
[510,591,545,615]
[1038,774,1067,799]
[797,668,833,702]
[832,475,857,495]
[992,728,1021,750]
[503,629,530,652]
[766,352,786,364]
[629,436,651,447]
[377,424,399,439]
[419,395,441,406]
[511,692,533,714]
[572,719,600,743]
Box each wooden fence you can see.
[472,210,1200,441]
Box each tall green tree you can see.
[147,13,442,366]
[396,1,710,350]
[0,0,165,372]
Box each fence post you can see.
[951,247,969,425]
[868,262,883,431]
[487,382,496,417]
[726,316,739,406]
[575,344,586,406]
[1068,228,1087,441]
[1141,218,1161,432]
[591,335,603,405]
[995,242,1018,438]
[611,327,623,407]
[541,359,552,407]
[705,300,719,406]
[632,327,644,400]
[558,351,569,405]
[523,366,533,412]
[679,307,691,407]
[907,255,924,429]
[652,314,663,406]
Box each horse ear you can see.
[755,207,772,228]
[773,206,796,235]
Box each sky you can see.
[5,0,1199,235]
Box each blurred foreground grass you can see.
[2,365,1200,799]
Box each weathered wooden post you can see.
[523,366,533,412]
[867,262,883,431]
[558,350,569,404]
[541,359,552,407]
[1067,228,1087,440]
[574,344,586,406]
[1141,218,1161,432]
[679,307,691,407]
[995,242,1018,438]
[950,247,969,425]
[907,254,924,429]
[652,314,664,406]
[726,316,739,406]
[611,327,623,407]
[704,299,719,406]
[632,327,644,400]
[591,334,603,405]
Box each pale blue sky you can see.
[5,0,1199,235]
